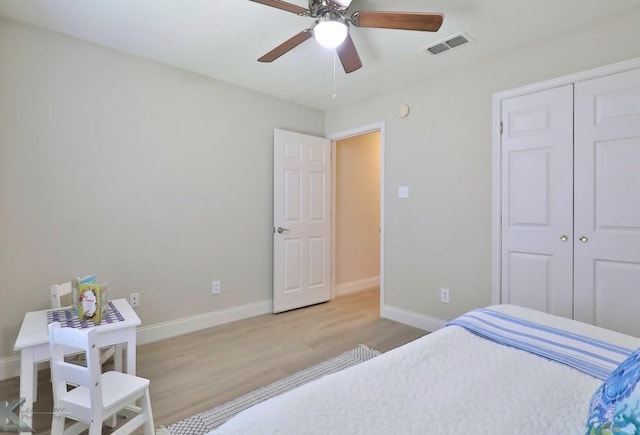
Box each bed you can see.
[209,305,640,435]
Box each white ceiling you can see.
[1,0,639,110]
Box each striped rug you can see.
[164,345,380,435]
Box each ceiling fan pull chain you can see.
[332,50,337,100]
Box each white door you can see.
[273,129,331,313]
[573,68,640,335]
[500,85,574,317]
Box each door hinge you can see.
[499,121,503,135]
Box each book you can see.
[77,283,102,323]
[72,276,110,322]
[71,275,96,315]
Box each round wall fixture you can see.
[397,104,410,118]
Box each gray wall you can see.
[325,6,640,323]
[0,18,324,358]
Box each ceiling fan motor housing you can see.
[308,0,348,17]
[313,10,348,28]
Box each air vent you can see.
[422,32,474,56]
[426,43,449,55]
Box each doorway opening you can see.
[330,123,385,314]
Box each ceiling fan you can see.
[250,0,444,73]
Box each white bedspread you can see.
[210,305,640,435]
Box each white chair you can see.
[48,322,155,435]
[50,281,116,365]
[50,282,73,310]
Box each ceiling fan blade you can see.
[258,29,313,63]
[336,34,362,74]
[351,11,444,32]
[249,0,309,15]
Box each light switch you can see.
[398,186,409,198]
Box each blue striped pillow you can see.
[586,347,640,434]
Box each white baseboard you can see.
[0,356,20,381]
[0,300,273,381]
[137,299,272,345]
[381,304,446,332]
[335,276,380,297]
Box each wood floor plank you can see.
[0,288,427,433]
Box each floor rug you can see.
[165,344,380,435]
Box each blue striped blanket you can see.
[446,308,633,380]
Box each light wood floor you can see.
[0,288,427,433]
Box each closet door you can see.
[574,68,640,336]
[500,85,574,317]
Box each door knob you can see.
[560,235,568,241]
[276,226,290,234]
[579,236,588,243]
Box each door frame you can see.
[491,56,640,306]
[328,122,386,311]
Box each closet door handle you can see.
[560,235,568,241]
[579,236,588,243]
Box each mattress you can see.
[209,305,640,435]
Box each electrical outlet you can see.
[130,292,140,307]
[440,288,450,304]
[212,281,221,295]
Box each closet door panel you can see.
[500,85,574,317]
[593,260,640,336]
[505,252,553,312]
[574,68,640,336]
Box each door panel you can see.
[506,252,553,312]
[274,129,331,313]
[284,169,301,221]
[309,171,326,220]
[508,149,551,225]
[308,236,325,286]
[283,238,301,291]
[574,68,640,335]
[500,85,574,318]
[593,260,640,335]
[594,139,640,229]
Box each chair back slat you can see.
[50,323,89,349]
[56,360,91,387]
[48,322,104,409]
[50,281,73,309]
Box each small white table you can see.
[13,298,140,433]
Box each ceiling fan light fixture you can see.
[313,15,348,48]
[253,0,444,74]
